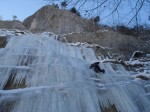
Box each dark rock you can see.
[136,75,149,81]
[0,36,7,48]
[132,51,145,58]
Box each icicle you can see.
[0,32,149,112]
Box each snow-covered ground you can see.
[0,31,150,112]
[0,29,31,37]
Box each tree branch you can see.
[86,0,108,11]
[101,0,123,21]
[127,0,145,26]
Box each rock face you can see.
[0,20,26,30]
[60,30,150,59]
[23,5,99,34]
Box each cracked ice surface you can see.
[0,33,150,112]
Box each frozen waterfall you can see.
[0,33,150,112]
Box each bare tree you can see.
[13,15,17,20]
[44,0,150,26]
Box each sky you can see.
[0,0,149,27]
[67,0,150,27]
[0,0,44,21]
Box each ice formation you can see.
[0,32,150,112]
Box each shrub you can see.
[52,3,59,9]
[70,7,81,16]
[116,25,134,36]
[90,16,100,24]
[61,1,67,8]
[93,16,100,23]
[116,25,150,37]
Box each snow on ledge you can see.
[66,42,112,50]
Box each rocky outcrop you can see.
[60,31,137,51]
[0,20,26,30]
[23,5,100,34]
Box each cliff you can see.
[23,5,100,34]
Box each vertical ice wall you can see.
[0,33,149,112]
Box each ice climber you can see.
[90,62,105,73]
